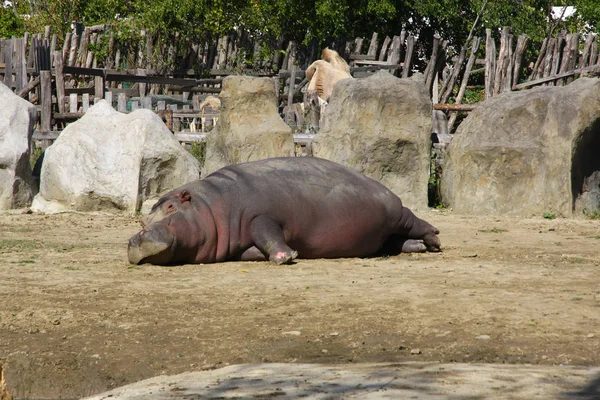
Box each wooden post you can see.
[484,29,496,99]
[441,44,467,103]
[94,76,104,100]
[448,36,481,131]
[565,33,579,83]
[425,34,441,93]
[378,36,391,61]
[511,34,530,88]
[118,93,127,112]
[50,33,57,66]
[309,91,320,132]
[105,91,113,108]
[68,33,79,66]
[69,93,78,113]
[367,32,378,57]
[40,70,52,132]
[493,27,510,95]
[15,37,27,92]
[353,37,364,56]
[402,36,415,78]
[529,37,548,80]
[542,38,556,80]
[54,51,66,113]
[169,104,180,132]
[137,68,147,97]
[590,41,598,66]
[551,32,565,78]
[77,28,90,67]
[387,35,402,65]
[502,33,514,93]
[82,93,90,112]
[580,33,595,68]
[3,39,13,89]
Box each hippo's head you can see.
[128,189,210,265]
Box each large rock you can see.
[202,76,294,176]
[441,78,600,217]
[312,71,433,210]
[32,100,200,213]
[0,83,37,210]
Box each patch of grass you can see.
[10,259,35,264]
[63,266,80,271]
[478,227,507,233]
[543,212,556,220]
[30,146,44,170]
[186,141,206,169]
[0,239,44,251]
[127,265,141,270]
[588,235,600,239]
[583,209,600,220]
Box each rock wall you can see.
[202,76,294,176]
[32,100,200,213]
[441,78,600,217]
[0,83,37,210]
[312,71,433,210]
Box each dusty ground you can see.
[0,210,598,399]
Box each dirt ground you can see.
[0,210,599,399]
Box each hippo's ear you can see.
[177,190,191,203]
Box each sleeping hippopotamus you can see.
[128,157,441,265]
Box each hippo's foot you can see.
[423,233,441,252]
[270,250,298,265]
[401,239,427,253]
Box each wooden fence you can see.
[2,25,600,148]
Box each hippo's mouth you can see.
[128,223,176,265]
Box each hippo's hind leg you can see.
[380,235,427,254]
[249,216,298,264]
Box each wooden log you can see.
[590,41,599,66]
[425,34,441,93]
[551,32,566,78]
[4,39,13,89]
[378,36,391,62]
[62,33,71,65]
[502,33,514,93]
[353,37,364,55]
[402,36,415,78]
[397,29,407,70]
[542,38,556,79]
[85,51,94,69]
[137,68,147,97]
[484,29,496,99]
[0,38,4,65]
[145,33,154,69]
[286,46,297,125]
[17,76,40,97]
[68,33,79,67]
[69,93,78,113]
[511,34,530,87]
[387,35,402,65]
[565,33,579,84]
[529,37,548,80]
[440,44,467,103]
[448,36,481,131]
[580,33,595,68]
[107,32,115,69]
[557,34,578,85]
[26,32,35,69]
[82,93,90,111]
[493,27,510,95]
[169,104,181,132]
[512,64,600,90]
[50,34,57,66]
[137,30,145,68]
[433,103,477,111]
[94,75,104,99]
[54,51,66,113]
[15,37,27,92]
[105,91,113,108]
[367,32,378,57]
[44,26,51,41]
[39,70,52,132]
[281,41,293,71]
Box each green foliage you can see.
[582,209,600,220]
[0,7,25,38]
[543,212,557,220]
[187,141,206,169]
[30,146,44,170]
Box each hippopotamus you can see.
[128,157,441,265]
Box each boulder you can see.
[202,76,294,176]
[32,100,200,213]
[312,71,433,210]
[441,78,600,217]
[0,83,37,210]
